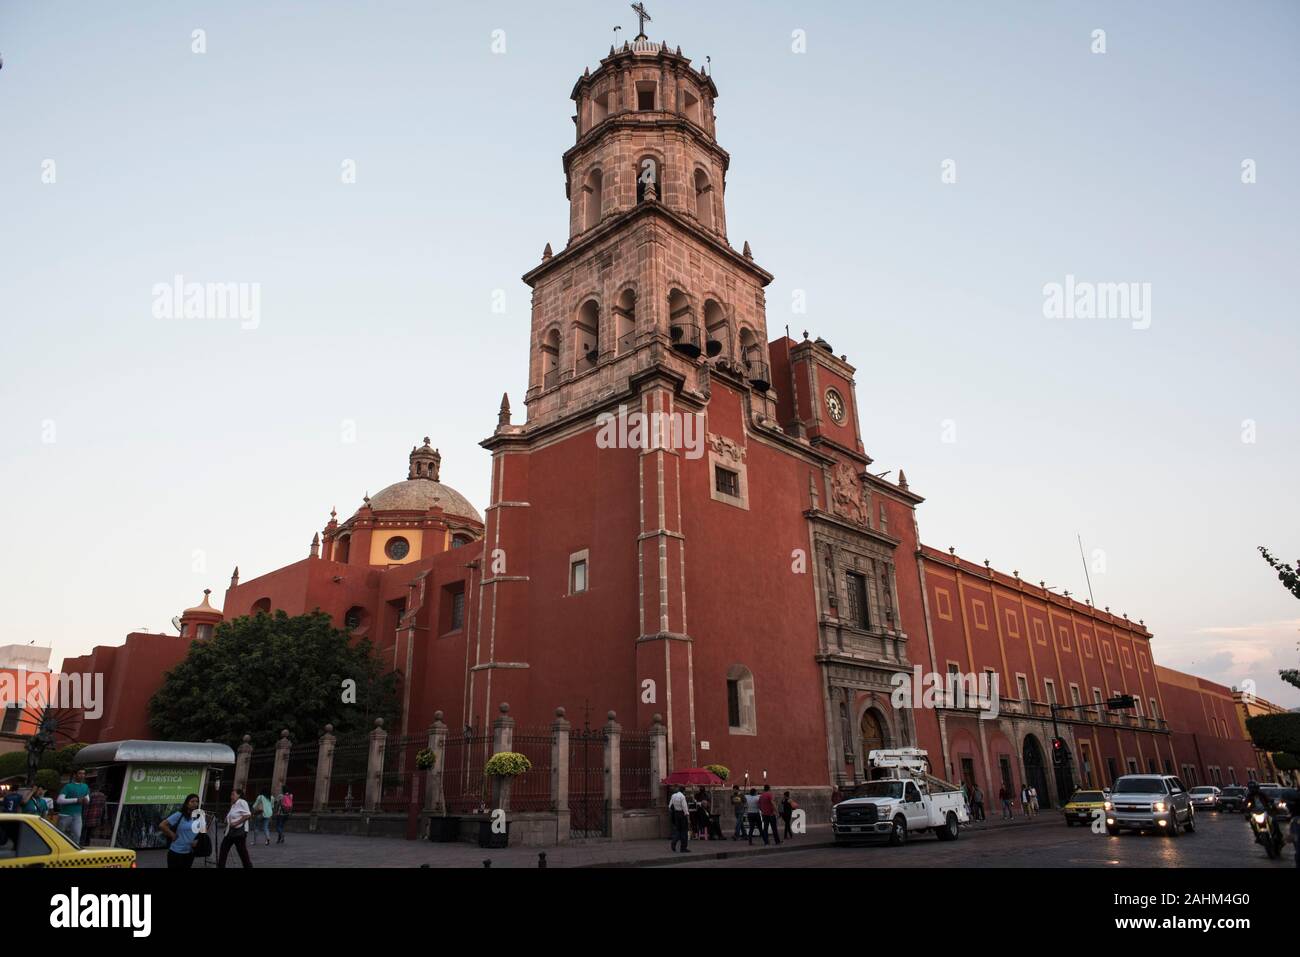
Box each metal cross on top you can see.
[630,2,652,39]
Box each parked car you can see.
[1217,786,1246,812]
[1104,774,1195,836]
[1062,789,1106,826]
[1188,785,1221,810]
[0,813,137,868]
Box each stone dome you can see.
[368,479,482,523]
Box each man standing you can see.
[218,787,254,868]
[744,788,762,846]
[56,769,90,844]
[972,785,985,822]
[757,785,781,846]
[1020,784,1033,818]
[730,785,746,841]
[999,784,1013,819]
[668,785,691,853]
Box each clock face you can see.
[825,388,846,424]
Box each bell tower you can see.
[519,32,777,430]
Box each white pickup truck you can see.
[831,748,970,846]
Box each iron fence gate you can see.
[569,724,607,838]
[442,730,492,814]
[620,731,653,809]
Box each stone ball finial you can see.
[499,702,510,714]
[434,710,444,722]
[280,729,290,738]
[241,734,251,744]
[606,710,617,721]
[555,706,566,718]
[374,717,384,728]
[324,723,333,734]
[652,712,663,724]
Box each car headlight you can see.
[1104,800,1113,811]
[1153,801,1166,813]
[1253,812,1267,824]
[1277,802,1288,812]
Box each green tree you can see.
[148,610,401,749]
[1257,547,1300,692]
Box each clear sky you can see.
[2,1,1297,705]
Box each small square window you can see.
[715,466,740,498]
[450,591,465,631]
[571,559,588,594]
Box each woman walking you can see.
[159,794,205,869]
[253,789,274,846]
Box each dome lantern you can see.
[408,437,442,481]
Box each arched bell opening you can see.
[704,299,728,358]
[574,299,600,372]
[614,289,637,355]
[739,327,770,390]
[668,288,701,358]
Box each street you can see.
[673,810,1294,868]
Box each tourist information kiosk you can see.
[74,740,235,849]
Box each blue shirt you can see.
[165,811,198,854]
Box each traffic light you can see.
[1051,736,1067,766]
[1105,694,1136,711]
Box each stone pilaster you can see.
[604,710,622,812]
[234,734,252,793]
[313,724,336,812]
[364,718,387,811]
[271,729,291,796]
[427,711,447,813]
[649,712,667,807]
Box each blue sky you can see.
[1,1,1297,704]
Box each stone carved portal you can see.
[831,462,867,526]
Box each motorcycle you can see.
[1248,805,1286,859]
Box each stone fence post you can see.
[313,724,336,811]
[491,702,515,812]
[427,711,447,813]
[271,729,291,796]
[649,713,667,807]
[552,707,571,838]
[234,734,252,793]
[364,717,387,811]
[604,710,622,813]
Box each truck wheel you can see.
[935,811,959,841]
[1166,817,1180,838]
[1184,810,1196,834]
[888,815,907,846]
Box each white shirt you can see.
[227,799,251,831]
[669,791,689,814]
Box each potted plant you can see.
[480,752,532,848]
[705,764,730,782]
[415,749,436,771]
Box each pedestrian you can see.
[730,785,746,841]
[668,785,691,853]
[19,784,47,816]
[253,788,274,846]
[999,784,1013,819]
[85,780,108,842]
[217,787,253,868]
[757,784,781,846]
[694,787,711,840]
[972,785,985,822]
[275,788,293,843]
[55,768,90,844]
[1029,786,1039,814]
[744,788,762,845]
[1,788,24,813]
[780,790,797,839]
[1020,784,1032,818]
[159,794,205,870]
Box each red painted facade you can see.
[61,35,1264,807]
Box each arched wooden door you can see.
[860,709,888,762]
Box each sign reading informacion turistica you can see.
[121,765,203,805]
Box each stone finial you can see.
[329,506,337,521]
[324,723,333,734]
[310,532,320,558]
[583,66,590,77]
[374,717,384,728]
[651,712,663,725]
[363,493,371,508]
[555,706,566,718]
[948,546,956,555]
[280,729,290,739]
[498,702,510,714]
[897,469,908,490]
[983,559,991,568]
[498,392,512,427]
[542,242,553,261]
[802,329,810,341]
[230,566,240,587]
[676,45,682,55]
[742,241,752,259]
[1013,569,1020,578]
[606,710,617,721]
[241,734,251,745]
[434,710,444,722]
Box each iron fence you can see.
[620,731,654,809]
[509,730,554,813]
[442,731,492,814]
[569,724,607,837]
[323,734,370,812]
[375,734,426,814]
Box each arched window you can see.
[344,606,368,633]
[251,598,271,616]
[451,533,473,548]
[334,533,351,564]
[575,300,600,372]
[615,289,636,354]
[703,299,728,358]
[726,664,756,734]
[693,168,713,229]
[668,288,700,357]
[582,167,603,230]
[541,328,561,388]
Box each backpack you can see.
[280,792,294,813]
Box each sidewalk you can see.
[138,812,1061,869]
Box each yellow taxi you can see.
[1062,789,1107,827]
[0,814,136,869]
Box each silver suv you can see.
[1105,774,1195,836]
